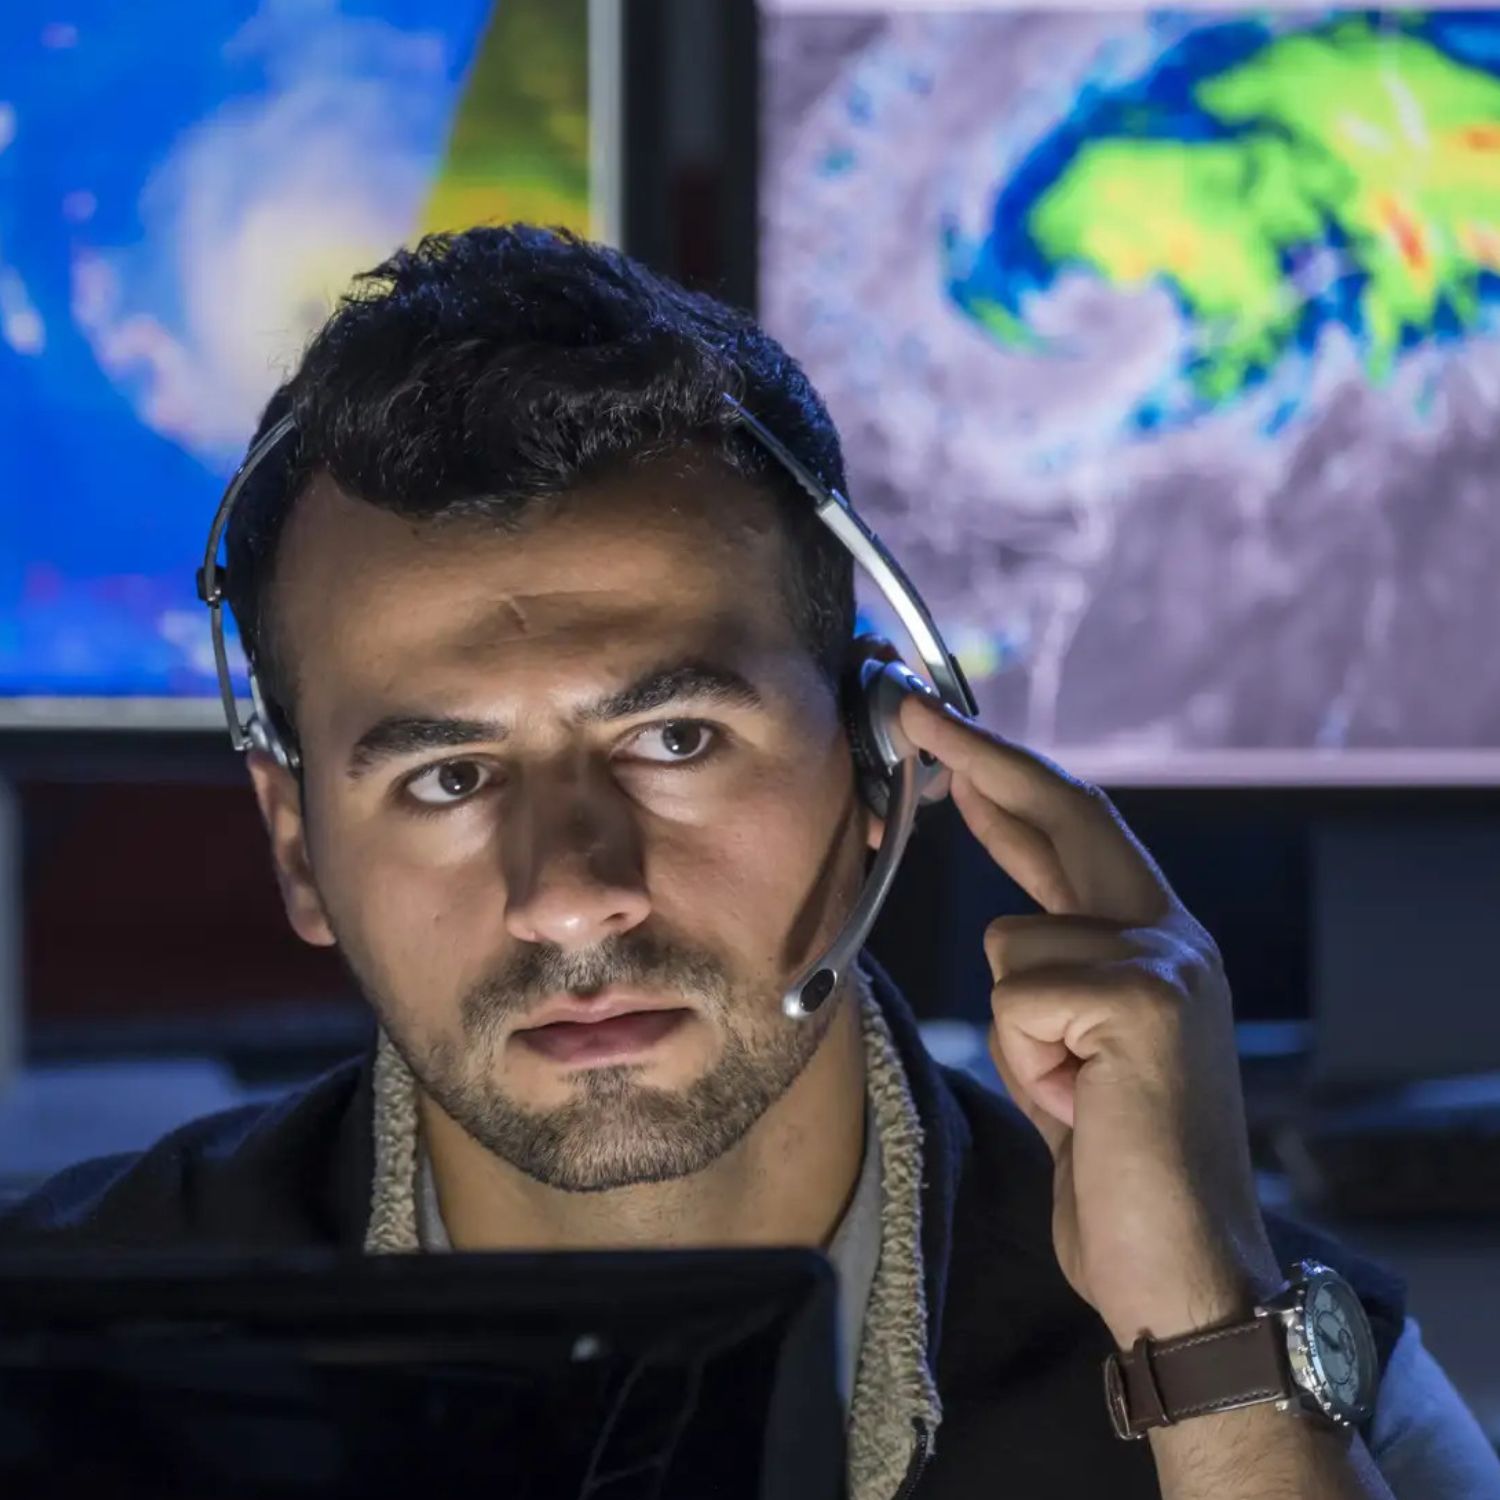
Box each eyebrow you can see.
[345,658,765,780]
[576,659,764,724]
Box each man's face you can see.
[253,457,872,1192]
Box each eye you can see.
[404,759,495,807]
[624,720,719,765]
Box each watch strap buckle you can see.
[1105,1336,1172,1440]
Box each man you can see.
[4,227,1496,1499]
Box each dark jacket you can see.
[0,966,1404,1498]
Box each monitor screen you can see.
[0,1249,845,1500]
[759,2,1500,784]
[0,0,603,727]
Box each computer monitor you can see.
[0,1247,845,1499]
[0,0,617,731]
[757,2,1500,788]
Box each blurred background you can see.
[0,0,1497,1444]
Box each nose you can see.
[502,763,651,951]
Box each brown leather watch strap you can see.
[1104,1314,1292,1440]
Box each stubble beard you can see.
[368,930,839,1193]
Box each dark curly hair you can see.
[224,225,855,754]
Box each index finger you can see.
[900,695,1174,924]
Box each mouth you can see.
[513,991,693,1068]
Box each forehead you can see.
[269,458,805,728]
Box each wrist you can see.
[1104,1245,1282,1349]
[1104,1259,1380,1448]
[1146,1398,1373,1500]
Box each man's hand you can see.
[899,693,1281,1347]
[898,692,1400,1500]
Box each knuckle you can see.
[1193,924,1225,976]
[1168,916,1225,993]
[1076,778,1118,819]
[1178,944,1219,997]
[1125,963,1185,1020]
[983,915,1020,973]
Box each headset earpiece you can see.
[841,657,895,818]
[842,651,947,819]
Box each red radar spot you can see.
[1378,195,1429,271]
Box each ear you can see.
[246,749,336,948]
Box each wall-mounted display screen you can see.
[0,0,599,724]
[760,2,1500,783]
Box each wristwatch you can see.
[1103,1260,1379,1440]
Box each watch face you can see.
[1303,1272,1378,1421]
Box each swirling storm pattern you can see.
[948,14,1500,428]
[761,8,1500,781]
[0,0,589,706]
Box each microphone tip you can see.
[784,967,837,1020]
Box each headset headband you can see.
[196,410,298,757]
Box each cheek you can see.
[646,755,865,953]
[308,805,510,1012]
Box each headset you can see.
[198,392,978,1021]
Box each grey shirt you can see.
[415,1136,1499,1493]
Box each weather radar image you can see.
[760,4,1500,783]
[0,0,591,721]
